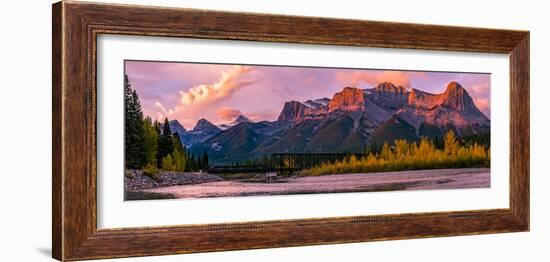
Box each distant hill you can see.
[169,118,221,148]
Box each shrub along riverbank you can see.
[300,131,490,176]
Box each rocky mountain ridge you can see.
[169,81,489,165]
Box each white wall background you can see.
[0,0,547,261]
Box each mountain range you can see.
[169,81,490,165]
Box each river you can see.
[137,168,490,199]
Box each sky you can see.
[125,60,491,129]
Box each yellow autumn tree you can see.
[416,137,434,161]
[301,135,490,177]
[380,142,392,161]
[394,139,409,160]
[444,130,459,156]
[161,154,177,171]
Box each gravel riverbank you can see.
[124,170,224,191]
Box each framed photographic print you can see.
[52,1,529,261]
[123,60,493,200]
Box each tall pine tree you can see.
[156,118,174,168]
[124,75,147,169]
[201,152,209,170]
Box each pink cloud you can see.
[179,66,255,106]
[216,107,279,124]
[304,76,317,85]
[457,76,490,118]
[474,98,490,116]
[334,70,425,89]
[217,107,243,121]
[153,102,174,120]
[153,65,258,127]
[468,83,490,97]
[247,110,280,122]
[129,60,491,127]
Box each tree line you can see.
[301,131,490,176]
[125,75,209,175]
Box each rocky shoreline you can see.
[124,170,224,191]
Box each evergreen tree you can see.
[185,153,193,171]
[267,156,272,168]
[124,75,147,169]
[156,118,174,168]
[153,119,161,134]
[189,154,197,171]
[202,152,209,170]
[197,155,202,170]
[171,133,185,154]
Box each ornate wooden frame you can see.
[52,1,529,261]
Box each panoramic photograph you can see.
[123,60,491,200]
